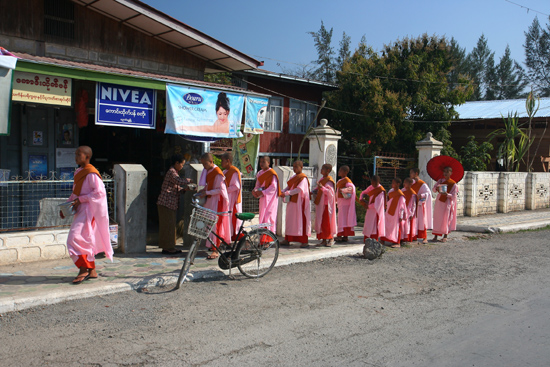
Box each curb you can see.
[0,244,365,314]
[457,220,550,234]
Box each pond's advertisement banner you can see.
[95,82,156,129]
[165,84,244,138]
[244,96,267,134]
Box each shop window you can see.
[44,0,75,40]
[265,97,283,132]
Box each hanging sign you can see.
[244,96,267,134]
[12,71,72,106]
[165,84,244,138]
[95,82,156,129]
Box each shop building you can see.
[0,0,264,262]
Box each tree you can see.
[325,34,473,157]
[524,17,550,96]
[447,37,469,89]
[307,21,335,83]
[336,31,351,70]
[460,136,493,171]
[466,34,495,100]
[492,45,528,99]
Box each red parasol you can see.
[426,155,464,183]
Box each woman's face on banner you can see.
[216,107,229,123]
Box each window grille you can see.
[44,0,75,40]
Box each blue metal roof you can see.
[455,98,550,119]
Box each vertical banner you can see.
[165,84,244,138]
[244,96,267,134]
[95,82,156,129]
[0,49,17,136]
[232,133,260,178]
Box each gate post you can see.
[308,119,342,181]
[415,132,443,189]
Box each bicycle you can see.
[175,197,280,289]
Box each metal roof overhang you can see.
[70,0,263,73]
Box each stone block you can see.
[142,60,159,70]
[89,51,98,61]
[135,59,141,68]
[19,246,41,262]
[5,235,30,247]
[118,56,134,67]
[66,46,88,59]
[184,67,199,78]
[168,65,183,74]
[31,233,55,245]
[99,53,117,64]
[0,238,3,248]
[0,35,11,47]
[56,232,68,243]
[45,43,66,55]
[159,63,168,72]
[42,244,67,259]
[0,248,18,265]
[13,38,35,53]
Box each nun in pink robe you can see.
[314,176,337,243]
[412,179,433,240]
[336,178,357,237]
[361,185,386,241]
[199,165,230,248]
[282,173,311,245]
[380,188,407,245]
[223,166,242,240]
[254,168,280,230]
[67,169,113,268]
[401,188,417,242]
[432,178,458,237]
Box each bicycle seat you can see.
[236,212,255,221]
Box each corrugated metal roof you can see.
[455,98,550,119]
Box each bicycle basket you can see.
[187,207,218,239]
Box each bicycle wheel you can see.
[175,239,198,289]
[236,228,279,278]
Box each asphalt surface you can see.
[1,228,550,366]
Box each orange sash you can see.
[438,178,456,202]
[368,185,386,205]
[336,177,352,199]
[314,176,335,205]
[287,173,309,203]
[411,179,425,194]
[206,166,224,193]
[224,166,241,204]
[387,189,405,216]
[257,168,282,196]
[73,164,101,196]
[403,188,417,206]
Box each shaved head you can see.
[78,145,93,159]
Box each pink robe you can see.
[282,174,311,238]
[336,180,357,235]
[315,179,337,238]
[381,189,407,244]
[361,185,385,240]
[432,179,458,236]
[224,168,242,239]
[415,180,433,233]
[254,169,279,230]
[402,189,417,241]
[67,170,113,265]
[199,166,230,247]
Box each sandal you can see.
[300,243,309,248]
[390,244,401,248]
[72,271,90,284]
[207,252,219,260]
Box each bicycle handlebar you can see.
[191,201,232,216]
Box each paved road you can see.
[1,230,550,367]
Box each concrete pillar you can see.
[308,119,342,182]
[415,132,443,189]
[114,164,147,253]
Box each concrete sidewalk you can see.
[1,208,549,314]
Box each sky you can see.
[142,0,549,75]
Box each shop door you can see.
[21,105,55,179]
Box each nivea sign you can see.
[95,82,156,129]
